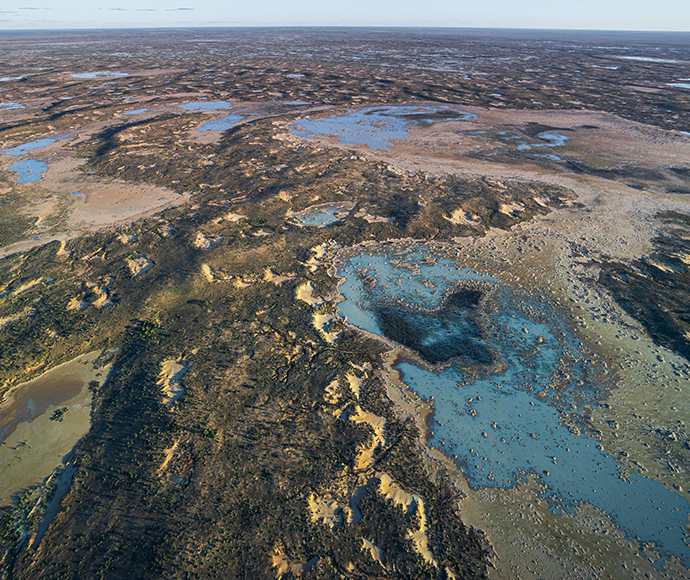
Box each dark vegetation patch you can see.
[600,211,690,361]
[520,122,573,138]
[375,289,493,365]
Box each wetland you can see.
[0,27,689,580]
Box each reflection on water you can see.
[336,249,690,564]
[291,105,478,151]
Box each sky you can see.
[0,0,688,32]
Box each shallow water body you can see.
[179,101,232,112]
[2,138,56,156]
[71,71,128,79]
[0,352,110,506]
[291,105,478,151]
[336,249,690,564]
[290,202,354,227]
[9,159,47,183]
[197,110,246,131]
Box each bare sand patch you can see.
[66,297,88,312]
[350,405,386,472]
[201,263,215,282]
[499,202,525,216]
[194,231,222,249]
[345,372,363,399]
[12,278,45,296]
[377,472,437,567]
[361,538,385,568]
[158,440,179,476]
[271,544,319,579]
[213,211,246,224]
[307,493,342,529]
[354,207,393,223]
[444,208,482,227]
[158,359,187,405]
[263,269,295,285]
[313,312,339,343]
[295,281,324,306]
[127,254,154,277]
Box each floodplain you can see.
[0,27,689,580]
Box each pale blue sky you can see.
[0,0,688,31]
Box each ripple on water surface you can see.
[336,249,690,565]
[291,105,478,151]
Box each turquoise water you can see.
[2,138,56,156]
[9,160,47,183]
[291,105,478,151]
[336,249,690,564]
[179,101,232,112]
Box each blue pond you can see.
[336,250,690,564]
[291,105,478,151]
[298,209,341,227]
[179,101,232,112]
[71,71,128,79]
[124,108,148,115]
[517,131,569,152]
[0,102,24,111]
[2,138,56,156]
[9,160,47,183]
[197,111,246,132]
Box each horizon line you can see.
[0,25,689,34]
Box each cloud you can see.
[166,7,194,10]
[19,7,51,10]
